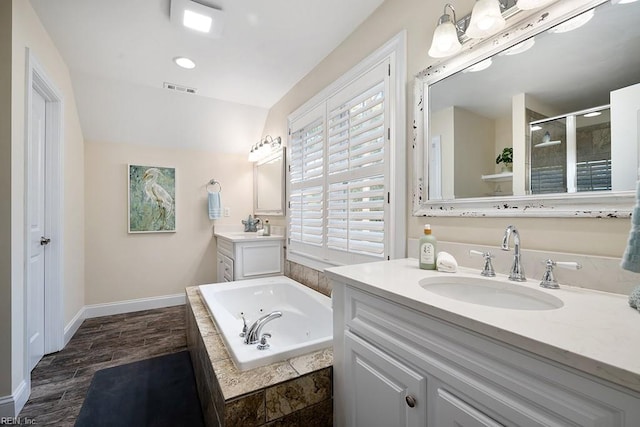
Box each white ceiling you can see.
[29,0,384,152]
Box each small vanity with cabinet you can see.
[326,259,640,427]
[214,231,284,282]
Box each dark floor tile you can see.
[19,304,188,425]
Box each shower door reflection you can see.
[529,106,611,195]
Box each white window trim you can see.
[287,31,407,272]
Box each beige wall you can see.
[3,0,86,400]
[454,107,494,198]
[262,0,631,259]
[84,142,253,304]
[0,0,12,400]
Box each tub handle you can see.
[257,333,271,350]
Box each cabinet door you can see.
[434,388,503,427]
[344,331,427,427]
[216,252,226,283]
[216,252,233,282]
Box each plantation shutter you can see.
[326,61,388,263]
[288,105,325,260]
[287,58,393,268]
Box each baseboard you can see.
[64,306,86,346]
[0,380,29,417]
[84,293,186,319]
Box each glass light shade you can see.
[516,0,555,10]
[466,0,506,39]
[428,20,462,58]
[548,9,594,33]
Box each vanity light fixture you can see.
[462,57,493,72]
[248,136,282,162]
[428,4,463,58]
[499,37,535,56]
[516,0,555,10]
[548,9,595,33]
[530,125,542,131]
[170,0,225,38]
[173,56,196,69]
[466,0,507,39]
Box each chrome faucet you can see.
[244,311,282,345]
[501,225,526,282]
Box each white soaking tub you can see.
[199,276,332,371]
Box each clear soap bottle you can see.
[419,224,437,270]
[263,219,271,236]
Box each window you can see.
[287,34,406,270]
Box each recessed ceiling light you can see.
[174,57,196,69]
[183,9,212,33]
[583,111,602,118]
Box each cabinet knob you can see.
[405,395,416,408]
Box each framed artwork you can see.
[128,164,176,233]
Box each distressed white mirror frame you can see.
[254,147,286,216]
[413,0,634,218]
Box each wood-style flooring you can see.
[17,305,187,426]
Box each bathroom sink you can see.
[419,276,563,310]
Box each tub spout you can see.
[244,311,282,345]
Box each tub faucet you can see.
[244,311,282,345]
[501,225,526,282]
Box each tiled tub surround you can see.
[186,287,333,426]
[284,260,333,297]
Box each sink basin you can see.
[419,276,563,310]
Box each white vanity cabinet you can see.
[215,233,283,282]
[332,283,640,427]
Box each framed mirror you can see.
[413,0,639,217]
[254,147,285,216]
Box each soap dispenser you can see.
[263,219,271,236]
[419,224,437,270]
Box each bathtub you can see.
[199,276,332,371]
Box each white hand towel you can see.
[208,191,222,220]
[436,251,458,273]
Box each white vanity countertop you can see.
[214,230,285,242]
[325,258,640,394]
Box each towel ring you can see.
[207,179,222,192]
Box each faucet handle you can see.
[554,261,582,270]
[239,314,248,337]
[469,250,496,277]
[540,259,582,289]
[257,333,271,350]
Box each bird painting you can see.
[142,168,174,229]
[128,165,176,232]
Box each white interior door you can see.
[27,88,47,371]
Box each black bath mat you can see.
[75,351,205,427]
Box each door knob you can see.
[40,237,51,246]
[405,395,416,408]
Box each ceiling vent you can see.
[163,82,198,94]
